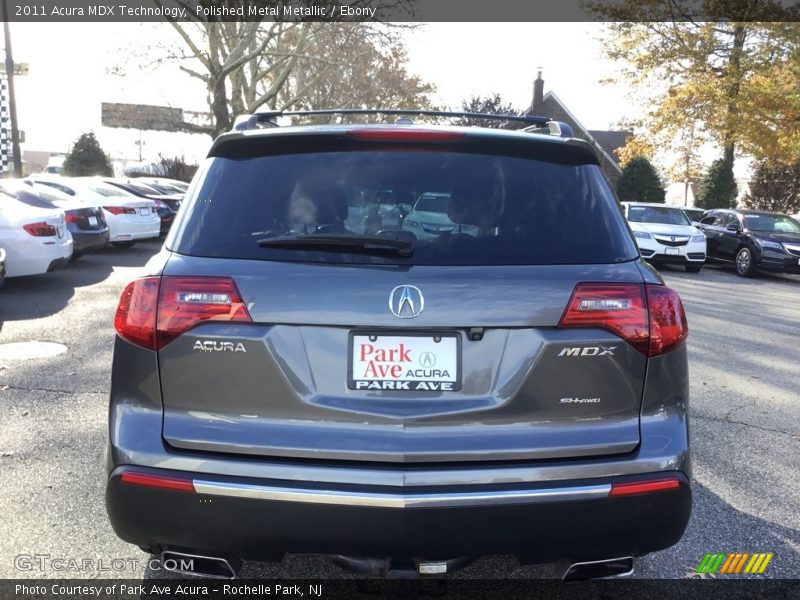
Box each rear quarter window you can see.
[169,150,638,266]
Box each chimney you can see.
[532,68,544,114]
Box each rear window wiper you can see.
[257,234,414,257]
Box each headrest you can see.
[448,176,500,228]
[288,182,347,226]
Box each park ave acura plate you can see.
[348,332,461,391]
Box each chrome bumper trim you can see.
[191,480,612,508]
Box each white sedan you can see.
[27,177,160,248]
[621,202,707,273]
[0,189,73,278]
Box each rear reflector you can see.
[114,276,252,351]
[559,283,688,357]
[609,478,681,497]
[348,129,465,142]
[120,472,195,493]
[23,221,58,237]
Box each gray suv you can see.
[106,111,691,580]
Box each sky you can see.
[6,21,717,178]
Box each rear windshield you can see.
[628,205,691,226]
[170,151,638,266]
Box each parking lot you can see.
[0,241,798,580]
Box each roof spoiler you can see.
[231,109,575,139]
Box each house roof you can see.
[528,91,630,174]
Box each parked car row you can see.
[622,202,800,277]
[0,176,188,280]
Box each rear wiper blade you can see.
[257,234,414,257]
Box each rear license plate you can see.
[139,208,149,216]
[88,216,98,226]
[665,247,680,255]
[349,332,461,391]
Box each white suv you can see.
[622,202,707,273]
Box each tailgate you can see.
[158,257,647,463]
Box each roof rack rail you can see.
[232,109,576,138]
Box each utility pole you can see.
[2,2,22,177]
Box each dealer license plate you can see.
[139,208,149,216]
[349,332,461,391]
[88,216,98,226]
[665,247,680,255]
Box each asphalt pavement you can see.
[0,241,798,581]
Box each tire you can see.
[685,264,703,273]
[112,241,136,249]
[70,251,83,262]
[735,246,755,277]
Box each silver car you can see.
[106,114,691,581]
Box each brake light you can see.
[114,276,252,351]
[609,477,681,497]
[559,283,688,357]
[104,206,136,215]
[22,221,57,237]
[120,471,195,493]
[64,213,81,223]
[349,129,465,142]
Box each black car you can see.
[2,183,109,258]
[682,208,705,224]
[698,209,800,276]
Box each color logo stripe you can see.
[697,552,773,574]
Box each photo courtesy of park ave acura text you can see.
[0,1,798,598]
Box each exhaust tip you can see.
[563,556,634,581]
[160,551,239,579]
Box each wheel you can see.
[112,241,136,249]
[735,247,755,277]
[685,264,703,273]
[70,251,83,262]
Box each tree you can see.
[590,1,800,169]
[149,4,421,136]
[696,159,738,210]
[454,94,519,128]
[275,24,435,121]
[743,160,800,214]
[616,156,665,203]
[62,132,113,177]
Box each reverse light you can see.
[22,222,57,237]
[609,477,681,497]
[103,206,136,215]
[114,276,252,351]
[559,283,688,357]
[349,128,465,142]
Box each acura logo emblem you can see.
[419,351,436,368]
[389,285,424,318]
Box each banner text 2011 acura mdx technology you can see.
[105,113,691,580]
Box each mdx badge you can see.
[558,346,617,357]
[389,285,424,318]
[193,340,247,353]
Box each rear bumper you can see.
[106,466,691,562]
[71,230,110,253]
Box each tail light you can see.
[114,276,251,351]
[559,283,687,358]
[64,213,81,223]
[104,206,136,215]
[23,221,57,237]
